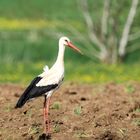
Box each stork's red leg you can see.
[43,95,47,134]
[43,96,51,135]
[46,96,51,134]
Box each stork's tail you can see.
[15,77,41,108]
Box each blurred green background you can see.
[0,0,140,84]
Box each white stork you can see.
[15,36,82,138]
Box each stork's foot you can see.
[38,133,51,140]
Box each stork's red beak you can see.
[67,42,83,54]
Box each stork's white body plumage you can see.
[37,59,64,88]
[15,36,82,138]
[38,62,64,97]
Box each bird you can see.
[15,36,82,138]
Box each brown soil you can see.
[0,82,140,140]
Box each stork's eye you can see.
[65,39,68,42]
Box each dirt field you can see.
[0,82,140,140]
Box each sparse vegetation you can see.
[53,124,60,133]
[134,108,140,113]
[74,106,82,115]
[75,131,90,138]
[4,104,13,112]
[132,119,140,126]
[51,102,61,110]
[28,124,40,135]
[118,128,127,138]
[124,84,135,94]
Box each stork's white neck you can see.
[55,41,65,65]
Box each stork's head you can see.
[59,36,82,54]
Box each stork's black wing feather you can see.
[15,76,58,108]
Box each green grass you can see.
[0,1,140,84]
[0,29,140,84]
[0,29,86,64]
[1,29,140,84]
[1,62,140,84]
[0,0,81,20]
